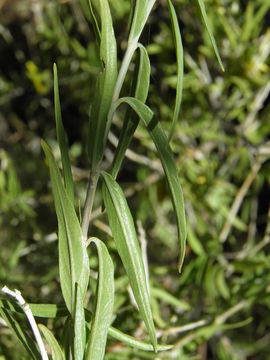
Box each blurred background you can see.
[0,0,270,358]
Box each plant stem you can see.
[82,172,99,242]
[105,39,138,137]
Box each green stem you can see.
[81,172,99,242]
[105,39,138,137]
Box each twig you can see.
[250,205,270,256]
[219,159,261,243]
[1,286,48,360]
[156,319,208,337]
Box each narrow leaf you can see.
[87,0,117,171]
[197,0,224,72]
[79,0,101,42]
[86,237,114,360]
[128,0,156,44]
[108,327,172,352]
[39,324,65,360]
[41,140,89,313]
[74,283,86,360]
[102,171,157,351]
[167,0,184,142]
[114,97,186,271]
[0,305,39,359]
[53,64,74,204]
[111,44,150,178]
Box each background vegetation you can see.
[0,0,270,358]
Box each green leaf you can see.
[41,140,89,314]
[108,327,172,352]
[151,287,190,311]
[39,324,65,360]
[128,0,156,44]
[53,64,74,204]
[197,0,224,72]
[79,0,101,42]
[114,97,186,272]
[111,44,150,178]
[87,0,117,171]
[101,171,157,351]
[86,237,114,360]
[0,300,39,359]
[74,283,86,360]
[167,0,184,142]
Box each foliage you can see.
[0,0,270,359]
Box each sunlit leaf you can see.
[114,97,186,271]
[108,327,172,352]
[39,324,65,360]
[53,64,74,204]
[128,0,156,44]
[0,300,39,359]
[111,44,150,178]
[197,0,224,71]
[87,0,117,171]
[86,237,114,360]
[102,171,157,351]
[167,0,184,142]
[41,141,89,314]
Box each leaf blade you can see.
[115,97,186,271]
[102,171,157,351]
[108,327,172,352]
[87,0,117,171]
[41,140,89,313]
[197,0,224,72]
[167,0,184,142]
[53,64,74,204]
[111,44,150,178]
[39,324,65,360]
[86,237,114,360]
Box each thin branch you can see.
[219,159,261,243]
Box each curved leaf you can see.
[39,324,65,360]
[197,0,224,72]
[128,0,157,44]
[86,237,114,360]
[111,44,150,178]
[114,97,186,271]
[41,141,89,313]
[53,64,74,204]
[87,0,117,171]
[167,0,184,142]
[108,327,172,352]
[101,171,157,351]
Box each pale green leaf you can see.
[39,324,65,360]
[74,283,86,360]
[111,44,150,178]
[108,327,172,352]
[53,64,74,204]
[114,97,186,271]
[197,0,224,72]
[79,0,101,42]
[167,0,184,142]
[101,171,157,351]
[87,0,117,171]
[0,303,39,359]
[151,287,190,311]
[86,237,114,360]
[128,0,156,44]
[41,141,89,314]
